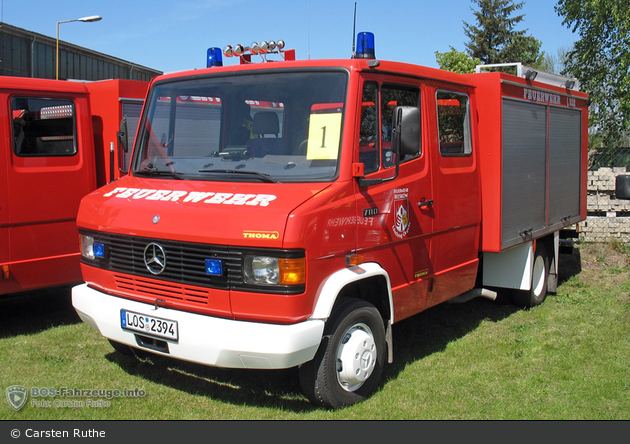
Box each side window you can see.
[359,82,379,174]
[437,91,472,156]
[359,82,421,174]
[11,97,77,156]
[381,85,420,167]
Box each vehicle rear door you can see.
[424,84,481,308]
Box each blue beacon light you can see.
[205,259,223,276]
[93,242,105,258]
[354,32,375,59]
[207,47,223,67]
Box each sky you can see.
[1,0,579,75]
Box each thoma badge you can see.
[6,385,28,411]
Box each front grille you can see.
[86,231,240,289]
[80,230,305,295]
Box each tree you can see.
[435,47,481,73]
[540,46,571,74]
[463,0,544,68]
[556,0,630,148]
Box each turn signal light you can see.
[346,254,365,267]
[278,258,306,285]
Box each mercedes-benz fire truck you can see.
[72,34,588,409]
[1,77,148,296]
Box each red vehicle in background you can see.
[0,77,148,296]
[72,34,588,408]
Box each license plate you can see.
[120,309,179,342]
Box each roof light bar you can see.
[223,40,288,63]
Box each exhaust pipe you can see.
[447,288,498,304]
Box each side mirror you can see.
[616,175,630,200]
[392,106,421,158]
[117,116,128,153]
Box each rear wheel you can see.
[513,244,549,308]
[299,298,386,409]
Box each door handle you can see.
[417,199,434,208]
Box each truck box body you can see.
[0,76,148,295]
[71,45,588,408]
[470,72,588,252]
[86,79,148,184]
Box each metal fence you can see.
[589,147,630,171]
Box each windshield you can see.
[133,70,348,182]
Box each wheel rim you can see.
[532,254,546,297]
[336,322,377,392]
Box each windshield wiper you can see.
[198,169,278,183]
[135,169,185,180]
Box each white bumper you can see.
[72,283,325,369]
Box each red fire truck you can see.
[0,77,148,296]
[72,34,588,409]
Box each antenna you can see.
[352,2,357,57]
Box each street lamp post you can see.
[56,15,102,80]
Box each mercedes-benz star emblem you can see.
[144,243,167,275]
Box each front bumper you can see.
[72,283,325,369]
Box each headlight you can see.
[80,235,104,260]
[244,256,278,284]
[244,255,305,286]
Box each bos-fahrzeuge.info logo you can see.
[6,385,146,411]
[6,385,28,411]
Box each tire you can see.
[513,243,549,308]
[298,298,386,409]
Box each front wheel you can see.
[513,243,549,308]
[299,298,386,409]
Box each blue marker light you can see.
[205,259,223,276]
[93,242,105,258]
[355,32,375,59]
[207,47,223,67]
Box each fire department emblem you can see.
[393,197,410,239]
[6,385,28,411]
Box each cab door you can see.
[3,93,96,293]
[354,78,435,322]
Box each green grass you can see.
[1,243,629,420]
